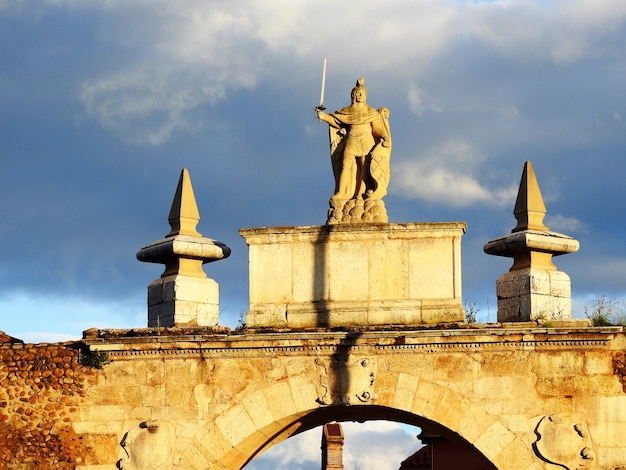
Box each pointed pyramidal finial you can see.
[512,161,548,232]
[137,169,231,327]
[166,168,201,237]
[483,160,579,322]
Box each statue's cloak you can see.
[331,105,381,126]
[328,105,391,199]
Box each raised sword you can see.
[315,58,327,111]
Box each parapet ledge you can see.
[81,321,624,353]
[240,221,467,243]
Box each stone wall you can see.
[1,327,626,469]
[77,325,626,470]
[0,342,106,469]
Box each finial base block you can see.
[496,268,572,322]
[147,275,219,327]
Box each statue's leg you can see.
[337,153,357,198]
[353,156,366,199]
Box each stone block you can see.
[589,396,626,424]
[262,382,297,420]
[474,421,515,462]
[496,267,572,321]
[494,438,537,470]
[392,373,419,410]
[531,351,584,377]
[411,380,447,418]
[288,375,318,411]
[474,376,536,399]
[243,391,274,430]
[588,422,626,447]
[596,446,626,467]
[456,404,497,444]
[241,223,466,328]
[436,390,470,431]
[147,275,219,326]
[215,404,257,446]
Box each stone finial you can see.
[137,169,231,327]
[166,168,201,237]
[512,161,549,232]
[484,161,578,272]
[483,161,579,322]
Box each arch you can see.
[216,405,497,469]
[205,363,531,469]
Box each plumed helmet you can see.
[351,78,367,101]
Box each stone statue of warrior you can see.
[316,78,391,224]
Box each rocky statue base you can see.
[240,222,466,329]
[327,197,388,224]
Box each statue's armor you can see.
[345,123,376,157]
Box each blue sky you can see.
[2,1,626,467]
[3,0,626,343]
[2,0,626,340]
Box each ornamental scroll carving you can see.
[533,414,595,469]
[116,420,173,470]
[315,354,377,405]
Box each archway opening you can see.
[246,421,421,469]
[240,405,497,469]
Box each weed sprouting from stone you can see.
[585,295,626,326]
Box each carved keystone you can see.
[315,354,377,405]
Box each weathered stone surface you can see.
[137,169,230,328]
[0,343,98,468]
[147,274,220,327]
[241,223,466,328]
[2,326,626,469]
[496,268,572,321]
[484,162,579,323]
[533,414,595,469]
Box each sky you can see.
[2,0,626,467]
[246,421,422,470]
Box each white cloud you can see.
[248,421,420,469]
[14,0,620,144]
[544,214,587,235]
[0,292,145,342]
[16,332,79,343]
[69,0,460,144]
[80,64,234,145]
[392,139,517,207]
[500,105,519,119]
[466,0,626,63]
[408,84,443,115]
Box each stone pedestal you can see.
[147,275,219,327]
[483,161,579,323]
[240,222,466,328]
[137,169,230,328]
[495,268,572,322]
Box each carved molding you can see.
[96,337,611,361]
[116,420,172,470]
